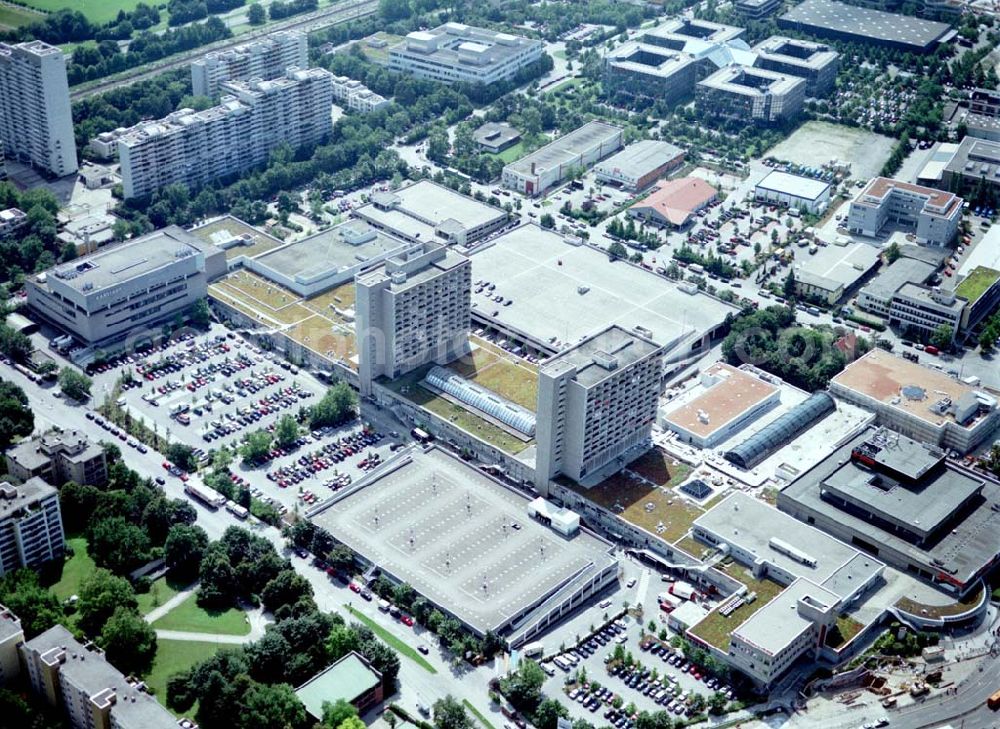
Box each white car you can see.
[626,578,636,588]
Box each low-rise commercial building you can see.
[387,23,543,86]
[191,29,307,97]
[535,326,663,489]
[21,625,190,729]
[754,170,831,213]
[0,478,65,577]
[6,429,107,487]
[0,207,25,238]
[593,140,685,192]
[886,283,965,340]
[353,180,508,246]
[954,226,1000,331]
[355,241,471,396]
[941,136,1000,199]
[696,66,806,124]
[473,122,520,153]
[331,75,390,113]
[26,226,227,353]
[847,177,962,247]
[502,121,623,197]
[789,240,880,305]
[119,67,333,199]
[752,36,839,97]
[778,0,954,53]
[779,426,1000,597]
[295,652,383,721]
[857,256,938,317]
[660,363,780,448]
[627,177,718,228]
[830,350,999,453]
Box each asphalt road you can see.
[69,0,378,101]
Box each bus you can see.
[988,689,1000,710]
[225,501,249,520]
[411,427,432,444]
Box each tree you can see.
[540,213,555,229]
[321,698,358,729]
[0,569,61,638]
[707,691,728,715]
[783,269,797,300]
[58,367,92,400]
[167,442,197,472]
[87,517,151,574]
[501,659,545,712]
[239,682,307,729]
[608,241,627,261]
[165,524,209,578]
[100,606,157,674]
[327,544,355,573]
[0,380,33,450]
[261,569,313,614]
[274,414,299,449]
[379,0,411,20]
[433,695,473,729]
[931,324,953,350]
[188,298,211,328]
[78,569,138,635]
[533,698,568,729]
[240,430,273,464]
[884,241,901,264]
[309,382,356,428]
[247,2,266,24]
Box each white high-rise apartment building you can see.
[355,241,471,397]
[0,478,65,577]
[535,326,663,492]
[191,29,308,97]
[119,66,332,199]
[0,41,77,177]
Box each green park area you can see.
[152,593,250,636]
[137,576,186,615]
[0,4,40,28]
[19,0,150,25]
[145,639,221,714]
[49,536,95,603]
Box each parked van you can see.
[378,599,391,613]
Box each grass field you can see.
[345,605,437,674]
[491,141,526,164]
[955,265,1000,304]
[144,639,221,713]
[446,337,538,410]
[19,0,150,25]
[137,576,187,616]
[0,4,41,28]
[50,536,95,602]
[152,594,250,636]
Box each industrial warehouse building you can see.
[778,426,1000,599]
[754,170,831,213]
[593,140,685,191]
[830,350,999,453]
[502,121,623,197]
[309,446,618,646]
[778,0,954,54]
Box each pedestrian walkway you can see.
[155,629,252,644]
[144,585,197,624]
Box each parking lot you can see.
[95,326,399,514]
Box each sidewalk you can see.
[144,585,197,624]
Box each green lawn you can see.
[144,639,220,714]
[152,594,250,636]
[955,265,999,304]
[345,605,436,674]
[492,140,526,164]
[137,576,187,616]
[50,536,95,602]
[464,699,498,729]
[0,4,40,28]
[19,0,150,24]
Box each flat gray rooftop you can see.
[310,447,615,635]
[860,257,937,301]
[779,0,952,49]
[0,477,56,520]
[694,491,883,598]
[469,224,738,352]
[392,180,506,230]
[780,427,999,585]
[254,220,408,278]
[733,578,839,656]
[756,170,830,201]
[791,240,880,290]
[507,121,622,177]
[543,325,660,388]
[595,140,684,179]
[47,226,209,293]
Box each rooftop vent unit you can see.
[591,350,619,371]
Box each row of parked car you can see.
[265,429,383,485]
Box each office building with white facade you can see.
[847,177,962,247]
[696,65,806,124]
[355,241,471,396]
[331,76,389,113]
[0,41,77,177]
[21,625,188,729]
[886,283,965,340]
[535,326,664,491]
[603,41,699,103]
[0,478,65,577]
[754,170,831,213]
[191,29,307,97]
[857,256,938,317]
[387,23,543,86]
[752,36,839,96]
[27,226,227,352]
[119,67,333,199]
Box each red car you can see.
[400,614,414,627]
[348,582,361,593]
[179,473,189,482]
[162,461,172,470]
